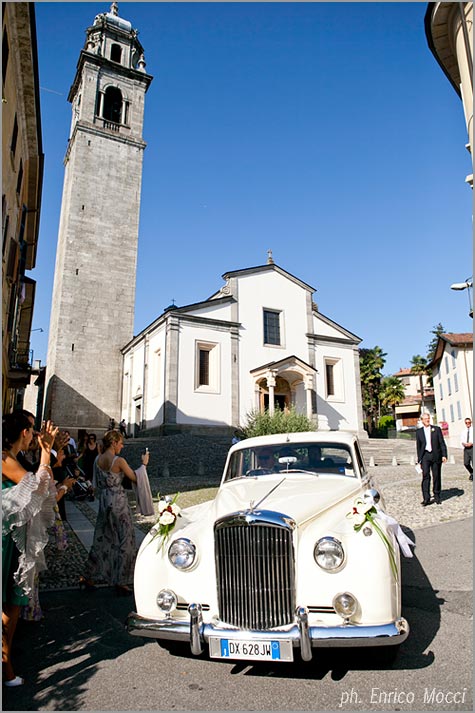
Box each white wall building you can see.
[431,333,473,448]
[121,262,366,438]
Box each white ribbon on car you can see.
[374,509,415,558]
[363,493,415,558]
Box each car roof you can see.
[230,431,357,452]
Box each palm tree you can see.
[359,346,387,434]
[410,354,430,412]
[380,376,406,421]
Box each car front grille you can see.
[215,513,295,630]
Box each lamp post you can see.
[450,277,473,318]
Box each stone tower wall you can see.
[45,9,152,430]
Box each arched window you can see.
[103,86,122,124]
[110,43,122,63]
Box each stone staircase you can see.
[121,433,231,482]
[360,438,463,466]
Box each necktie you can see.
[468,430,470,444]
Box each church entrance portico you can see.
[251,355,317,420]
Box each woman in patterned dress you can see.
[80,430,149,596]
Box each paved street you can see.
[3,463,473,712]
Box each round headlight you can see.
[156,589,177,613]
[314,536,345,571]
[333,592,358,620]
[168,538,196,570]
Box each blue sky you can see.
[31,2,472,375]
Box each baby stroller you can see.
[66,463,95,502]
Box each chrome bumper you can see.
[126,605,409,661]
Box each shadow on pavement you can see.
[3,588,147,711]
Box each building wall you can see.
[177,322,233,426]
[314,340,360,431]
[236,270,310,419]
[2,3,43,412]
[433,343,473,447]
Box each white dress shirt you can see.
[423,425,432,452]
[461,425,473,448]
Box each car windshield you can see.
[225,442,357,481]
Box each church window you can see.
[195,341,220,392]
[152,349,161,397]
[326,363,335,396]
[123,101,129,125]
[199,350,210,386]
[110,43,122,63]
[324,358,344,401]
[103,86,123,124]
[263,309,281,346]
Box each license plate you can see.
[209,637,293,662]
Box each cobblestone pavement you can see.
[39,463,472,592]
[369,462,473,530]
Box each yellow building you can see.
[2,3,43,413]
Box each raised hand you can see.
[38,420,59,454]
[54,430,70,453]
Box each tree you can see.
[380,376,406,420]
[241,406,315,438]
[359,346,387,434]
[427,322,445,362]
[410,354,431,412]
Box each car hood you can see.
[212,473,362,527]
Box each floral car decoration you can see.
[127,432,413,664]
[150,494,181,552]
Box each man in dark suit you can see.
[416,412,448,506]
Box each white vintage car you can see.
[127,431,410,663]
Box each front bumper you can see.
[126,605,409,662]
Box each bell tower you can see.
[45,3,152,429]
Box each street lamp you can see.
[450,277,473,318]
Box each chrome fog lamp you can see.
[333,592,358,623]
[168,538,196,570]
[314,536,345,571]
[156,589,177,614]
[363,488,380,505]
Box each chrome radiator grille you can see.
[215,517,295,630]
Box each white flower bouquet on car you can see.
[150,493,181,552]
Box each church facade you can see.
[121,261,366,437]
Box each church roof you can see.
[220,263,316,294]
